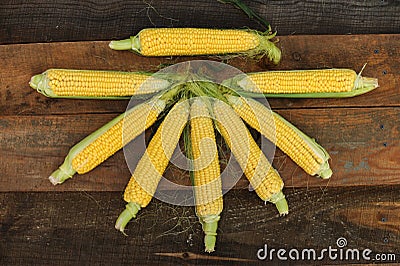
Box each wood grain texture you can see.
[1,107,398,192]
[0,34,398,116]
[0,3,399,264]
[0,0,399,44]
[1,187,399,265]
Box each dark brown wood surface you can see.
[1,1,399,265]
[1,0,400,44]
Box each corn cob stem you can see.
[200,215,220,253]
[109,28,281,63]
[115,202,141,235]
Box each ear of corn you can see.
[189,97,222,253]
[115,100,190,233]
[227,95,332,178]
[49,98,166,185]
[29,69,170,99]
[213,100,288,215]
[224,68,379,98]
[109,28,281,64]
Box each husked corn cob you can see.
[49,98,166,185]
[190,98,222,252]
[227,95,332,178]
[115,100,190,233]
[227,68,379,98]
[213,100,288,215]
[29,69,170,99]
[109,28,281,64]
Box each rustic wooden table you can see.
[1,1,399,265]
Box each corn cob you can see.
[115,100,190,233]
[227,95,332,178]
[224,68,379,98]
[109,28,281,64]
[29,69,170,99]
[213,100,288,215]
[190,98,222,252]
[49,98,166,184]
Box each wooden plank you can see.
[0,34,399,116]
[1,187,399,264]
[0,0,399,44]
[1,107,398,192]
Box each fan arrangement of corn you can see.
[29,27,379,253]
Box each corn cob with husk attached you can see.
[189,97,223,253]
[223,68,379,98]
[49,97,167,184]
[109,28,281,64]
[29,69,170,99]
[213,100,288,215]
[115,100,190,233]
[227,95,332,178]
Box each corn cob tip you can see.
[357,76,379,91]
[248,30,281,64]
[29,74,43,89]
[48,175,60,185]
[318,163,333,179]
[29,72,58,97]
[199,215,220,253]
[268,191,289,216]
[115,202,141,234]
[48,166,76,185]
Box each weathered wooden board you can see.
[0,4,399,263]
[0,34,398,117]
[1,0,399,44]
[0,107,398,192]
[1,187,399,265]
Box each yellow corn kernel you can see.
[123,100,189,206]
[227,95,331,178]
[190,99,222,216]
[71,99,166,174]
[190,98,222,252]
[31,69,169,98]
[213,100,287,215]
[138,28,260,56]
[240,69,358,94]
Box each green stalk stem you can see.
[268,191,289,216]
[109,34,141,53]
[115,202,141,234]
[199,215,220,253]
